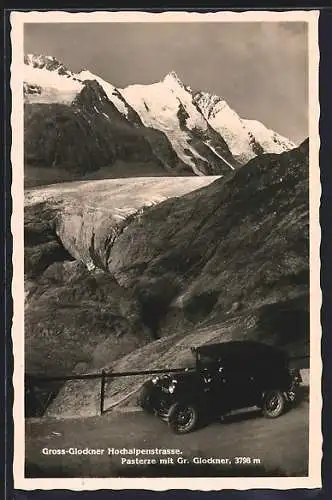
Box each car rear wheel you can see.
[262,390,286,418]
[168,402,199,434]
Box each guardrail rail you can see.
[25,355,309,417]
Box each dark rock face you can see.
[25,261,151,375]
[24,202,73,279]
[24,141,309,376]
[24,80,189,177]
[24,200,153,375]
[105,141,308,339]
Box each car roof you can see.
[192,340,286,362]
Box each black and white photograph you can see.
[11,10,321,490]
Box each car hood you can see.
[153,370,197,388]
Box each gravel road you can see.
[25,386,309,478]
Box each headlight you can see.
[152,376,159,385]
[168,385,175,394]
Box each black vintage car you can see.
[137,341,302,434]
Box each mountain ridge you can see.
[194,90,295,164]
[24,53,296,178]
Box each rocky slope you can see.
[48,299,309,418]
[25,141,309,398]
[24,176,219,376]
[24,54,295,181]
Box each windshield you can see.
[177,349,196,369]
[197,353,220,369]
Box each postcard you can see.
[11,9,321,491]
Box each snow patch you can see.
[243,119,295,154]
[24,64,83,104]
[204,142,235,171]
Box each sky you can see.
[24,22,308,144]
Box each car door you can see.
[198,361,226,412]
[218,362,261,410]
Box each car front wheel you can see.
[168,402,199,434]
[262,390,286,418]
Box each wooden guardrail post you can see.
[100,369,106,415]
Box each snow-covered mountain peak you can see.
[24,54,83,104]
[194,90,296,164]
[163,70,184,86]
[120,72,230,172]
[24,54,72,76]
[25,53,56,66]
[23,52,296,174]
[77,70,131,118]
[77,69,98,81]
